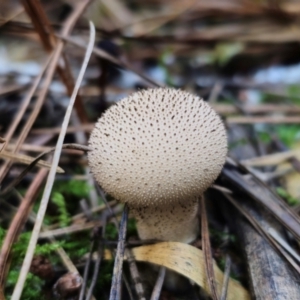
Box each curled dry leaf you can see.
[131,242,250,300]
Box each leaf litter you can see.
[0,0,300,299]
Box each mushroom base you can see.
[130,197,199,243]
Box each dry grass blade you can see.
[0,141,5,153]
[224,192,300,274]
[86,225,106,300]
[0,144,90,197]
[22,0,89,125]
[222,162,300,241]
[75,203,101,300]
[11,19,95,300]
[72,200,117,223]
[97,186,145,299]
[79,240,95,300]
[58,34,162,88]
[0,3,24,27]
[0,53,54,183]
[39,220,102,239]
[122,275,135,300]
[0,84,28,97]
[1,55,48,143]
[150,267,166,300]
[227,122,300,299]
[122,0,196,36]
[125,248,146,300]
[241,150,300,167]
[223,193,300,298]
[226,116,300,124]
[0,151,54,197]
[211,104,300,115]
[201,196,220,300]
[0,150,64,173]
[21,0,56,50]
[109,205,129,300]
[220,256,231,300]
[0,168,48,296]
[268,228,300,264]
[31,124,94,135]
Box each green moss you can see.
[258,131,271,144]
[276,125,300,148]
[52,179,91,199]
[277,187,300,206]
[212,42,244,66]
[61,235,90,260]
[287,85,300,104]
[228,138,248,150]
[6,272,44,300]
[105,223,118,240]
[51,192,71,227]
[0,228,62,299]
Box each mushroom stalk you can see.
[88,88,227,243]
[131,197,200,243]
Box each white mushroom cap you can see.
[88,88,227,207]
[88,88,227,242]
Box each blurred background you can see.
[1,0,300,299]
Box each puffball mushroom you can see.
[88,88,227,243]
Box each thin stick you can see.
[150,267,166,300]
[224,193,300,274]
[211,104,300,115]
[11,20,95,300]
[58,34,162,88]
[0,150,64,172]
[86,240,104,300]
[97,186,145,299]
[226,116,300,124]
[96,185,120,229]
[31,123,94,135]
[220,255,231,300]
[78,240,95,300]
[200,196,220,300]
[0,144,90,197]
[268,228,300,264]
[0,53,54,183]
[125,248,146,300]
[86,218,107,300]
[122,273,135,300]
[0,168,48,291]
[1,55,52,144]
[109,205,129,300]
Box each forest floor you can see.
[0,1,300,299]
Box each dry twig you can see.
[11,15,95,300]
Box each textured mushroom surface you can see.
[89,88,227,242]
[88,88,227,208]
